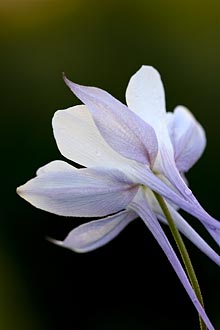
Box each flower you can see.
[17,66,219,329]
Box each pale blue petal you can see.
[133,163,220,246]
[157,206,220,266]
[129,189,215,330]
[145,188,219,263]
[52,210,137,253]
[64,75,158,166]
[17,161,138,217]
[167,106,206,172]
[159,148,220,246]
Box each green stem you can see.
[153,192,206,330]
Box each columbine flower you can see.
[17,66,219,329]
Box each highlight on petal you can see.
[129,189,215,330]
[53,210,137,253]
[125,65,166,127]
[63,75,158,166]
[36,160,74,175]
[167,106,206,172]
[52,105,135,169]
[17,161,139,217]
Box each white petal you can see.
[53,210,137,253]
[125,66,174,168]
[52,105,134,169]
[17,161,138,217]
[167,106,206,172]
[125,66,166,128]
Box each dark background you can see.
[1,0,220,329]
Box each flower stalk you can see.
[153,191,205,330]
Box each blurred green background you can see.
[1,0,220,329]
